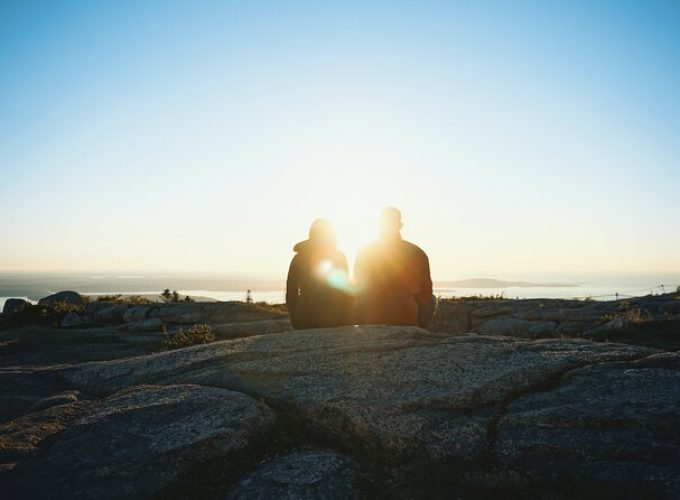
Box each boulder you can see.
[602,316,627,330]
[476,317,534,336]
[2,299,32,317]
[59,312,84,328]
[496,352,680,498]
[84,300,113,316]
[429,302,472,333]
[5,384,276,499]
[126,317,164,333]
[527,320,558,337]
[37,291,83,307]
[470,304,517,320]
[142,302,288,326]
[212,319,292,339]
[154,303,206,324]
[124,306,149,323]
[91,303,128,323]
[227,449,358,499]
[203,302,288,324]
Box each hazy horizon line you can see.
[1,269,679,280]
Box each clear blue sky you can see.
[1,1,679,278]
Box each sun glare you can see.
[287,144,417,276]
[317,259,333,275]
[324,201,380,275]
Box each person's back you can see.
[286,219,353,329]
[354,208,433,326]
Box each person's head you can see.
[308,218,337,247]
[379,207,403,238]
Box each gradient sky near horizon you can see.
[1,0,679,279]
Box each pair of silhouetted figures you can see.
[286,207,435,330]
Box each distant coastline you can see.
[436,278,576,288]
[1,272,679,310]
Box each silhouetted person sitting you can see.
[354,207,434,327]
[286,219,353,329]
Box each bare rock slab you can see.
[0,400,92,465]
[5,384,275,499]
[227,449,358,499]
[497,352,680,498]
[60,326,653,462]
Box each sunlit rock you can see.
[37,291,83,306]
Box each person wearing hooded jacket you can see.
[286,219,354,329]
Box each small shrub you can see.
[626,306,652,324]
[161,289,192,303]
[163,323,215,350]
[51,300,85,314]
[601,305,652,325]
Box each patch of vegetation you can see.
[252,301,288,315]
[95,294,152,304]
[601,301,652,325]
[665,311,680,321]
[0,300,84,328]
[51,300,85,314]
[163,323,215,350]
[437,293,508,303]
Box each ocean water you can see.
[2,274,679,311]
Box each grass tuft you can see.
[163,323,216,350]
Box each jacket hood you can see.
[293,239,335,253]
[293,239,310,253]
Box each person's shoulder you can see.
[402,239,428,258]
[329,247,348,262]
[289,252,303,267]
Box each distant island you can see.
[437,278,577,288]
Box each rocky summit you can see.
[0,293,679,498]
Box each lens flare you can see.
[327,268,349,290]
[317,260,333,276]
[315,259,352,292]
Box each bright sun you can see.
[322,199,383,276]
[290,146,412,275]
